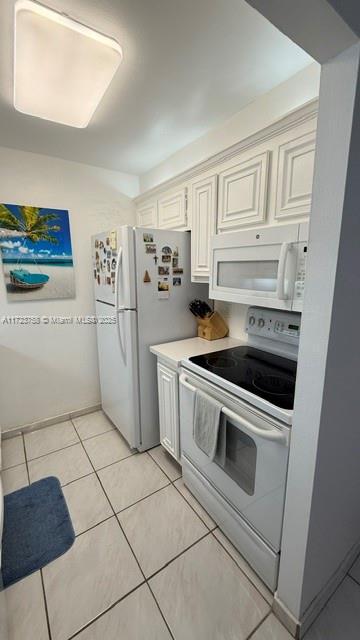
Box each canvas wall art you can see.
[0,204,75,301]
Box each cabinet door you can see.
[136,202,157,228]
[190,174,218,282]
[217,151,270,231]
[158,187,187,229]
[275,130,316,220]
[157,363,180,461]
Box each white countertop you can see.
[150,336,244,368]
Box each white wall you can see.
[214,302,248,341]
[278,41,360,623]
[139,63,320,193]
[0,148,138,431]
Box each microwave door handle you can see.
[276,242,292,300]
[179,374,289,446]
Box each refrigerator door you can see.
[92,230,115,305]
[95,301,140,449]
[92,226,136,309]
[115,226,137,310]
[134,227,209,451]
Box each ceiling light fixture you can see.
[14,0,123,128]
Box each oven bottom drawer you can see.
[182,454,279,591]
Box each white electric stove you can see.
[179,306,301,591]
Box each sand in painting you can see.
[3,265,76,301]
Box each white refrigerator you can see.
[92,225,208,451]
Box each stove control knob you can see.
[249,315,256,326]
[258,318,265,328]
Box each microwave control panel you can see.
[294,242,308,300]
[246,307,301,346]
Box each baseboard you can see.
[273,595,300,638]
[1,404,101,439]
[273,537,360,638]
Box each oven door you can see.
[209,223,299,309]
[179,369,290,552]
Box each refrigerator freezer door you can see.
[92,230,116,306]
[95,302,140,449]
[92,226,136,309]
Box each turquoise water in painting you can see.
[3,258,73,266]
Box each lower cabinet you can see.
[157,362,180,461]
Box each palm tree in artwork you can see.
[0,205,60,244]
[0,205,61,289]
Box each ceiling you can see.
[0,0,313,175]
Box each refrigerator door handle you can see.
[115,246,123,309]
[116,310,126,364]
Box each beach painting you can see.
[0,204,75,302]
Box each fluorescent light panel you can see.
[14,0,123,127]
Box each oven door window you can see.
[215,418,257,496]
[217,260,278,292]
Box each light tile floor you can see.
[2,411,359,639]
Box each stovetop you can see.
[188,346,297,410]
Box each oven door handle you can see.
[276,242,293,301]
[179,373,289,446]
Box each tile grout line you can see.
[86,449,137,473]
[115,481,171,514]
[23,425,131,468]
[40,570,53,640]
[70,418,178,640]
[146,581,176,640]
[209,529,273,607]
[67,582,147,640]
[27,419,272,640]
[74,427,115,443]
[147,450,182,483]
[347,573,360,589]
[69,423,205,640]
[145,530,211,582]
[171,479,217,532]
[21,433,53,640]
[71,418,149,581]
[246,611,272,640]
[303,570,360,639]
[76,431,271,624]
[15,421,199,640]
[146,449,219,533]
[70,421,214,639]
[24,438,81,464]
[59,470,95,488]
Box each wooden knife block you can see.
[197,311,229,341]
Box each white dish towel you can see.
[194,389,223,460]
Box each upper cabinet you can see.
[133,102,318,282]
[136,201,157,228]
[189,173,218,282]
[158,186,188,229]
[217,151,270,232]
[274,128,316,220]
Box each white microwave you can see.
[209,222,308,311]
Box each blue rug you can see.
[1,476,75,588]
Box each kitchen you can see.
[1,1,360,640]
